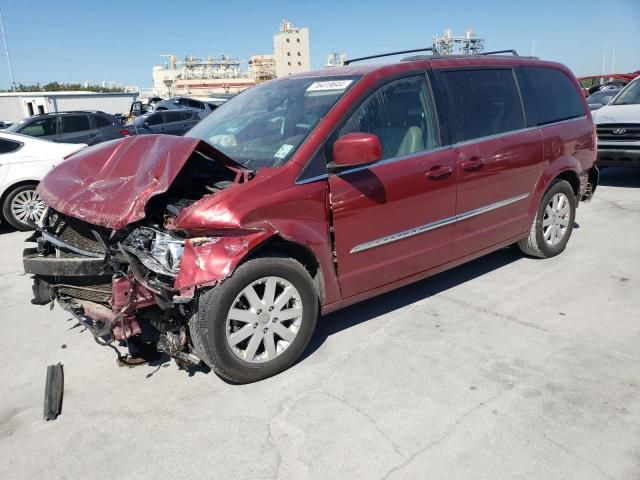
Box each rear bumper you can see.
[597,148,640,167]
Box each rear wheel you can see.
[2,184,46,231]
[189,256,319,383]
[518,179,576,258]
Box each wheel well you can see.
[0,180,39,217]
[247,236,325,302]
[554,170,579,196]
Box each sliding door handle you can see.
[461,158,484,172]
[426,165,453,180]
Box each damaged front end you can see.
[24,135,262,367]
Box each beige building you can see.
[152,54,254,98]
[273,20,310,77]
[175,78,255,97]
[248,55,277,83]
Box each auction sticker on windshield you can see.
[274,144,294,159]
[306,80,353,92]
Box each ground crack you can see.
[382,388,509,480]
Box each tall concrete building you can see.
[273,20,310,77]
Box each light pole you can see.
[0,9,16,91]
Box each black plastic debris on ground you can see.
[44,363,64,421]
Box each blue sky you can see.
[0,0,638,89]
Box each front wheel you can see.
[2,184,46,231]
[518,179,576,258]
[189,256,319,383]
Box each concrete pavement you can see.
[0,167,639,480]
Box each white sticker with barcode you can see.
[306,80,353,92]
[274,144,294,159]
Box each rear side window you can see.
[517,67,585,126]
[61,115,91,133]
[164,111,183,123]
[337,75,441,161]
[21,117,57,137]
[145,113,163,125]
[0,138,22,153]
[94,115,112,128]
[440,69,525,143]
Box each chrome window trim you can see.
[350,192,530,254]
[294,115,587,186]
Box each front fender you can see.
[174,230,274,291]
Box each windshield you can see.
[612,79,640,105]
[5,119,28,133]
[587,90,619,103]
[186,76,360,170]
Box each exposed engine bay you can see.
[24,147,251,367]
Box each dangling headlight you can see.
[150,231,185,274]
[123,227,185,276]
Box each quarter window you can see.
[518,67,585,126]
[94,115,112,128]
[0,138,22,153]
[440,69,525,142]
[337,76,440,160]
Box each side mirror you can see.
[141,122,150,128]
[600,95,613,105]
[330,133,382,171]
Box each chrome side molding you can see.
[350,192,529,253]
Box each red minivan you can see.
[25,52,598,383]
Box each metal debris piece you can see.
[43,363,64,421]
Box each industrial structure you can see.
[152,54,255,99]
[248,55,277,83]
[151,19,311,97]
[0,91,138,123]
[273,19,311,77]
[432,29,484,55]
[326,53,346,67]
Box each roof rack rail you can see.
[481,49,519,56]
[344,48,434,65]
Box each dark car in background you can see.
[6,111,127,145]
[586,88,621,110]
[125,109,203,136]
[154,96,219,116]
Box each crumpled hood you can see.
[37,135,217,230]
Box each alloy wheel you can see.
[225,276,303,363]
[542,192,571,246]
[11,189,46,226]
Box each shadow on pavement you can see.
[598,167,640,188]
[300,245,524,362]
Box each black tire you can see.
[2,183,44,231]
[189,256,319,383]
[518,179,576,258]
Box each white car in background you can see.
[592,77,640,168]
[0,132,86,230]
